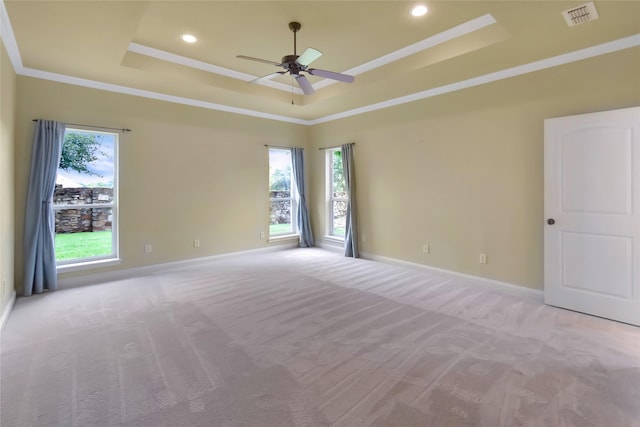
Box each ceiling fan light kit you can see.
[236,21,355,95]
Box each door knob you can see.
[547,218,555,225]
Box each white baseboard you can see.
[58,242,299,289]
[55,242,543,302]
[0,290,16,332]
[318,240,344,253]
[360,251,543,302]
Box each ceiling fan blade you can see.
[236,55,281,66]
[308,68,355,83]
[295,75,315,95]
[251,71,286,83]
[296,48,322,67]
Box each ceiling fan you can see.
[236,22,355,95]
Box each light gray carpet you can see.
[2,248,639,426]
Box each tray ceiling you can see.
[2,1,639,124]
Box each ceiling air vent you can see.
[562,2,599,27]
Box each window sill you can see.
[268,234,299,244]
[324,236,345,245]
[57,258,122,274]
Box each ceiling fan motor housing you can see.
[282,54,303,74]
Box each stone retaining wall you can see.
[269,190,291,225]
[54,187,113,233]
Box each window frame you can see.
[54,127,120,271]
[326,148,347,240]
[268,148,298,239]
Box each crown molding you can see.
[18,67,309,125]
[308,34,640,125]
[0,0,23,72]
[314,13,497,91]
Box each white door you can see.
[544,106,640,326]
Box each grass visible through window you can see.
[269,223,292,235]
[333,227,345,236]
[55,231,112,261]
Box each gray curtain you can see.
[291,147,314,247]
[342,143,359,258]
[23,120,66,296]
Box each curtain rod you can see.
[264,144,301,150]
[318,142,355,151]
[32,119,132,132]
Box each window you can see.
[269,148,297,237]
[327,148,347,238]
[53,128,118,266]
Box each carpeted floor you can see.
[2,248,639,426]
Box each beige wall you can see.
[9,46,640,297]
[1,40,17,316]
[14,77,308,292]
[309,47,640,290]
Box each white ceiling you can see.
[2,1,639,124]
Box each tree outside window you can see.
[269,149,297,236]
[328,148,347,237]
[54,129,118,264]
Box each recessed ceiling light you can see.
[181,34,197,43]
[411,5,428,17]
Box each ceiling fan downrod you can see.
[289,22,301,56]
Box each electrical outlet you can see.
[260,231,265,239]
[193,239,200,248]
[422,244,430,254]
[479,253,487,264]
[144,244,152,254]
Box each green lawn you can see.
[269,223,292,235]
[55,231,112,260]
